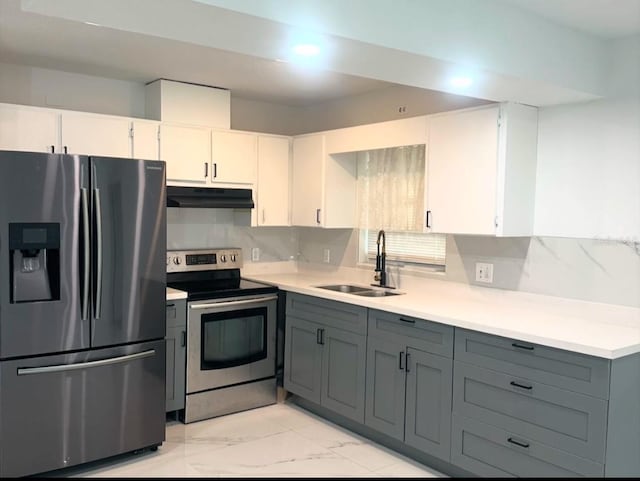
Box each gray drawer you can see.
[368,309,453,358]
[454,328,610,399]
[166,299,186,329]
[286,293,367,335]
[453,361,608,463]
[451,414,605,477]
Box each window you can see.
[356,145,446,267]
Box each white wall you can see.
[534,36,640,241]
[296,84,489,134]
[0,62,146,117]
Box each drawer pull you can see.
[512,342,534,351]
[399,317,415,324]
[507,437,530,449]
[166,303,175,308]
[510,381,533,390]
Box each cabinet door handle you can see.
[50,145,55,153]
[510,381,533,390]
[320,328,325,345]
[316,208,321,225]
[316,328,322,345]
[399,317,415,324]
[425,210,431,228]
[405,352,411,373]
[204,163,208,178]
[181,330,187,347]
[399,351,405,370]
[64,145,68,154]
[213,163,217,178]
[512,342,534,351]
[507,437,530,449]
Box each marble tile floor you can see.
[48,402,445,478]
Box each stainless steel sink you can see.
[353,290,403,297]
[316,284,372,293]
[316,284,404,297]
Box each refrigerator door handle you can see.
[93,187,103,320]
[16,349,156,375]
[80,188,90,321]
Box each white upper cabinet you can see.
[159,123,210,183]
[0,103,59,153]
[131,120,159,161]
[292,134,357,228]
[425,103,538,236]
[257,135,290,226]
[60,112,131,158]
[210,130,257,185]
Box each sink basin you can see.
[316,284,372,293]
[353,290,403,297]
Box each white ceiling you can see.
[506,0,640,38]
[0,0,638,107]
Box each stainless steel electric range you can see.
[167,248,278,423]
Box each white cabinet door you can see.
[132,120,159,160]
[257,135,290,226]
[211,130,257,184]
[292,134,325,227]
[159,123,210,183]
[0,104,59,153]
[426,106,500,235]
[426,103,537,236]
[60,113,131,158]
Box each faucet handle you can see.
[374,272,381,282]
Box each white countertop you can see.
[244,271,640,360]
[166,287,187,301]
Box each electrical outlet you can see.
[323,248,331,263]
[475,262,494,283]
[251,247,260,262]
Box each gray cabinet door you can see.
[321,326,367,423]
[284,316,322,404]
[405,347,453,461]
[364,336,406,441]
[166,325,186,412]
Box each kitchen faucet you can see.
[372,229,394,289]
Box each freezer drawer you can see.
[0,340,166,477]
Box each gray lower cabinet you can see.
[365,310,453,461]
[166,299,186,413]
[284,294,367,423]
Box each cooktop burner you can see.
[166,248,277,301]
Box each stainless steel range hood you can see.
[166,186,254,209]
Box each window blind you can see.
[364,230,446,266]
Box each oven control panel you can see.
[166,248,243,273]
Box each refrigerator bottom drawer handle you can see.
[17,349,156,375]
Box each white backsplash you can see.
[167,209,640,307]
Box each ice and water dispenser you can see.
[9,223,60,303]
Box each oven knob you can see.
[166,257,170,265]
[220,255,227,263]
[173,256,182,265]
[230,254,236,262]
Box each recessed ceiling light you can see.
[450,76,473,88]
[293,44,321,57]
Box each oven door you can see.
[187,294,277,394]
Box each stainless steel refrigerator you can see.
[0,151,167,477]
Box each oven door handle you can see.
[190,295,278,310]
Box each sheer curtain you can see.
[356,145,425,231]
